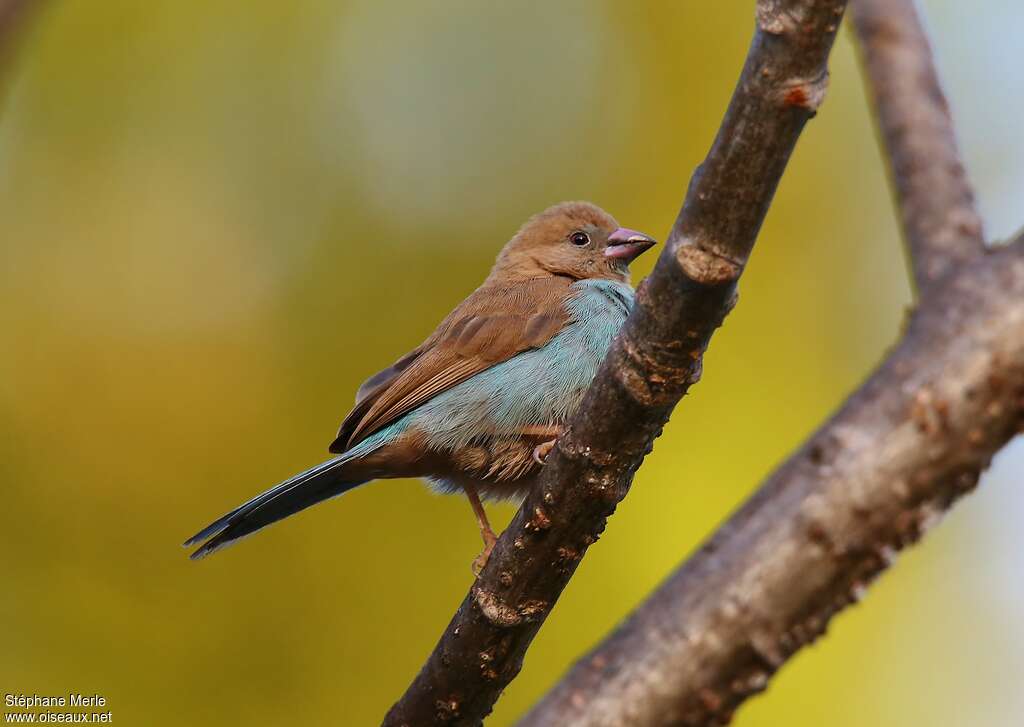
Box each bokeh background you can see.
[2,1,1022,724]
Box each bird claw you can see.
[472,536,496,576]
[532,439,556,465]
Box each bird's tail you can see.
[184,456,369,560]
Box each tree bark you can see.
[520,1,1023,724]
[519,239,1024,727]
[383,1,848,724]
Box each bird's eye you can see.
[569,231,590,247]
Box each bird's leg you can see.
[464,484,497,576]
[521,424,562,465]
[532,440,556,465]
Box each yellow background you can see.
[2,1,1022,724]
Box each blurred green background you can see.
[2,1,1023,724]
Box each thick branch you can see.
[519,3,1018,723]
[521,240,1024,727]
[851,0,985,291]
[383,2,847,725]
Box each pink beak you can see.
[605,227,657,262]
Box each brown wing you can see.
[329,276,573,453]
[329,346,426,452]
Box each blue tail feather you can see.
[186,421,402,559]
[184,456,366,560]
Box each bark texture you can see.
[383,1,848,725]
[520,0,1022,724]
[520,240,1024,727]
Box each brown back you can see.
[330,275,573,453]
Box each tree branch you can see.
[383,1,848,725]
[519,241,1024,727]
[519,2,1023,725]
[850,0,985,292]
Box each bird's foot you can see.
[472,532,497,576]
[532,439,556,465]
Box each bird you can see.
[184,201,656,573]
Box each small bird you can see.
[185,201,655,572]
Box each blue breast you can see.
[402,278,634,450]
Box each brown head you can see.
[489,201,656,283]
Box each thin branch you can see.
[851,0,985,291]
[521,239,1024,727]
[383,1,848,725]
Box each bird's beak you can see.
[605,228,657,262]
